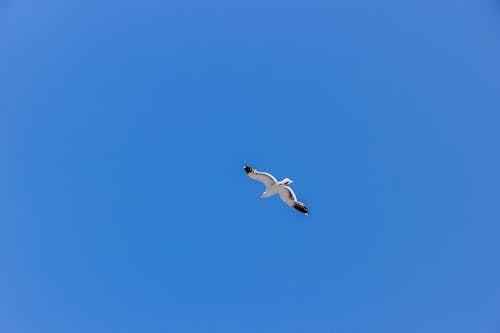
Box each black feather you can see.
[293,203,309,215]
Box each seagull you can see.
[244,166,309,215]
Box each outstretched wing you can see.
[244,166,277,187]
[278,186,309,215]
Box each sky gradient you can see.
[1,1,499,332]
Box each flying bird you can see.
[244,166,309,215]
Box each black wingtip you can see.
[244,166,254,174]
[294,204,309,215]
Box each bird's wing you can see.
[278,186,309,215]
[244,166,277,187]
[278,185,298,202]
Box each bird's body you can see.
[244,166,309,215]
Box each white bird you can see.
[244,166,309,215]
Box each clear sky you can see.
[1,1,499,332]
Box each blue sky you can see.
[1,0,499,332]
